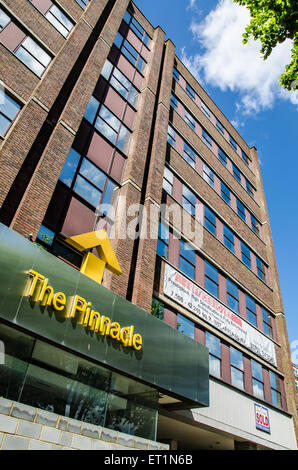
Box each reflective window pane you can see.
[177,314,194,339]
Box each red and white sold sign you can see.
[255,404,270,433]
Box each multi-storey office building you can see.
[0,0,296,450]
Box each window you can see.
[202,129,212,148]
[183,142,196,167]
[206,332,221,378]
[262,308,273,339]
[241,149,249,165]
[246,294,257,327]
[89,103,131,154]
[163,167,173,195]
[251,359,264,400]
[227,279,239,313]
[156,222,169,258]
[59,148,81,186]
[205,260,218,298]
[201,102,210,119]
[223,224,234,253]
[256,256,266,281]
[76,0,89,8]
[36,225,55,247]
[173,67,180,82]
[129,15,150,46]
[45,4,74,37]
[241,241,251,268]
[185,82,196,100]
[203,163,214,187]
[230,347,244,390]
[218,147,227,166]
[102,60,139,108]
[229,135,237,152]
[233,164,241,183]
[237,199,246,222]
[0,8,10,32]
[204,206,216,236]
[216,119,224,136]
[114,33,145,74]
[15,37,51,76]
[179,239,195,280]
[246,179,254,198]
[73,158,116,210]
[182,185,196,217]
[170,93,178,109]
[250,214,260,236]
[184,110,196,130]
[177,314,195,339]
[221,182,231,205]
[269,371,282,408]
[167,125,176,147]
[0,89,21,137]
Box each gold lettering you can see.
[52,292,66,311]
[128,325,135,347]
[38,279,54,307]
[26,270,45,297]
[69,295,87,322]
[109,322,121,340]
[132,334,142,351]
[88,310,101,332]
[120,327,130,347]
[99,316,111,336]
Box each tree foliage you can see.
[234,0,298,90]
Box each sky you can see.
[135,0,298,363]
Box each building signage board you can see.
[0,224,209,408]
[254,404,271,433]
[164,263,277,366]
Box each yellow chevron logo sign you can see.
[65,230,122,285]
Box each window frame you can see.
[204,205,217,236]
[227,279,239,314]
[246,294,257,327]
[179,239,196,280]
[230,346,244,390]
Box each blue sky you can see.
[135,0,298,362]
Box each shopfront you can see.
[0,223,209,443]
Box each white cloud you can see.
[180,0,296,115]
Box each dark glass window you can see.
[59,148,81,187]
[241,241,251,268]
[102,60,139,108]
[15,37,52,77]
[227,279,239,313]
[173,67,180,81]
[182,185,196,217]
[246,294,257,327]
[218,147,227,166]
[237,199,246,222]
[206,332,221,378]
[0,89,21,137]
[167,125,176,147]
[156,222,169,259]
[229,135,237,152]
[170,93,178,109]
[183,142,196,167]
[251,214,260,236]
[0,8,11,31]
[221,181,231,205]
[269,371,282,408]
[262,308,273,339]
[184,110,196,130]
[230,347,244,390]
[201,102,210,118]
[76,0,89,8]
[233,164,241,183]
[45,4,74,37]
[177,314,195,339]
[179,239,195,280]
[202,129,212,148]
[114,33,145,74]
[163,167,173,195]
[246,179,254,197]
[204,206,216,236]
[223,224,234,253]
[216,119,224,136]
[241,149,249,165]
[256,256,266,281]
[203,163,214,187]
[185,82,196,100]
[251,359,264,400]
[205,260,218,298]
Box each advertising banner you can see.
[164,263,277,366]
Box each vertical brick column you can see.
[131,39,175,312]
[103,26,166,300]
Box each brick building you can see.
[0,0,296,450]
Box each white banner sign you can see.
[164,264,276,366]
